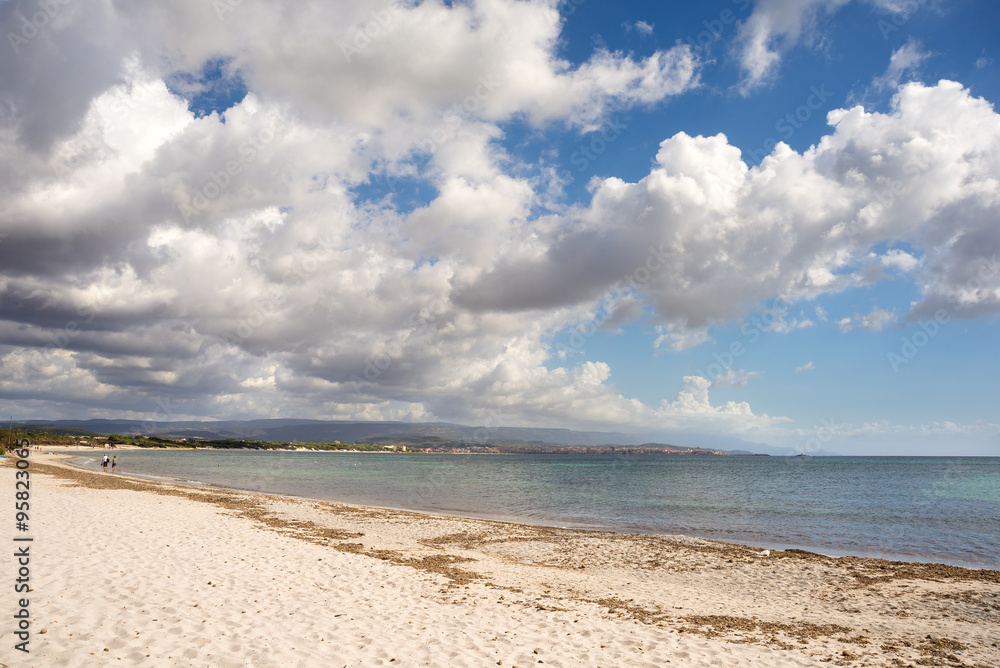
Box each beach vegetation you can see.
[1,427,78,446]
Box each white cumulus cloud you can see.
[0,2,996,447]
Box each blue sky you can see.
[1,0,998,454]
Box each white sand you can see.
[1,457,997,667]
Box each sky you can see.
[1,0,998,455]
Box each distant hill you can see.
[13,418,832,455]
[635,428,841,456]
[14,418,647,447]
[14,425,108,438]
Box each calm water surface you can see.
[69,451,1000,569]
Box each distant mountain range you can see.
[12,418,838,455]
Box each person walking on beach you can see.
[111,456,117,473]
[102,455,109,472]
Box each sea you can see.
[68,450,1000,569]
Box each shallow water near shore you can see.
[68,450,1000,569]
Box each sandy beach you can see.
[1,456,998,667]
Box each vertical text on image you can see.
[12,440,33,653]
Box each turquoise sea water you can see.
[69,451,1000,569]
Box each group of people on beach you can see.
[102,455,117,473]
